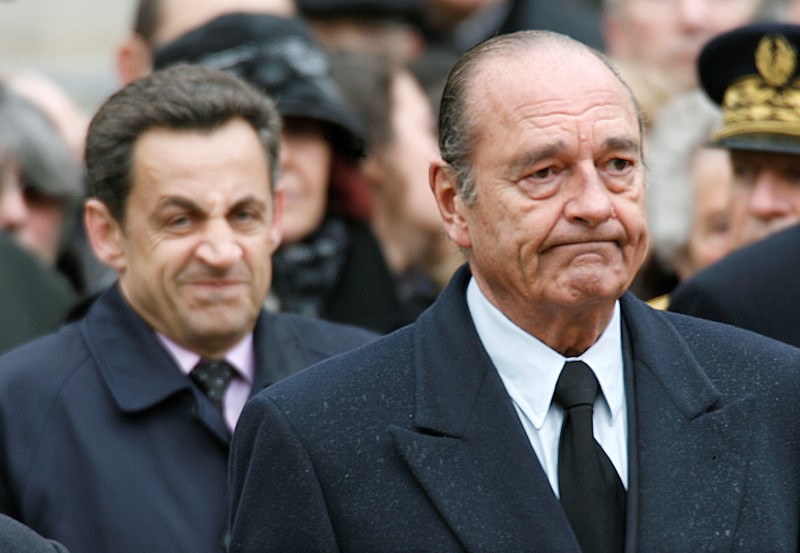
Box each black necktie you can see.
[190,360,235,415]
[554,360,625,553]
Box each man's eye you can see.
[232,210,262,226]
[167,215,192,228]
[732,164,756,179]
[607,158,632,172]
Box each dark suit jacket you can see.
[229,265,800,552]
[0,284,376,553]
[0,514,68,553]
[669,223,800,347]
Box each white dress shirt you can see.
[466,277,628,497]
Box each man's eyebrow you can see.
[508,141,564,174]
[158,196,200,209]
[154,196,202,213]
[228,196,267,212]
[605,137,640,154]
[231,196,266,209]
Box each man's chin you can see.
[183,306,254,337]
[184,322,248,350]
[557,274,625,306]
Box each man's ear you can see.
[116,35,153,86]
[430,161,472,249]
[84,198,127,272]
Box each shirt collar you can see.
[466,277,624,429]
[156,332,255,384]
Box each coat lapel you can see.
[391,267,582,552]
[621,294,749,552]
[250,312,309,395]
[82,284,231,445]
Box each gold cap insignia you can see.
[755,34,796,87]
[714,34,800,143]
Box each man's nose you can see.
[748,170,793,220]
[675,0,709,31]
[195,220,243,268]
[565,166,615,227]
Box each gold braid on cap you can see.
[715,34,800,141]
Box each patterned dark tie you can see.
[190,360,235,415]
[554,360,625,553]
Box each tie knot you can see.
[191,360,235,411]
[554,360,599,410]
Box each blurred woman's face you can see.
[278,117,332,245]
[676,146,732,280]
[383,70,442,235]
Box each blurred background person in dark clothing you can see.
[422,0,604,52]
[297,0,428,63]
[297,0,604,62]
[0,84,84,282]
[0,84,82,353]
[331,52,462,311]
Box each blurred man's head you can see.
[603,0,766,92]
[117,0,296,85]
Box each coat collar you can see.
[618,292,721,419]
[79,284,191,414]
[79,284,283,414]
